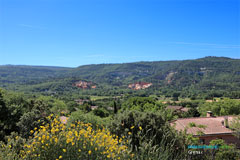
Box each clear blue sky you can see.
[0,0,239,67]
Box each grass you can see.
[90,96,111,101]
[90,96,121,101]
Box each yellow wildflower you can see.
[55,137,58,143]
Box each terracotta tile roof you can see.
[181,107,190,112]
[166,106,189,112]
[166,106,182,110]
[91,106,98,110]
[170,116,235,135]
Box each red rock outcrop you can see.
[73,81,96,89]
[128,82,152,90]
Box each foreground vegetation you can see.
[1,87,240,159]
[1,115,131,160]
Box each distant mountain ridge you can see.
[0,56,240,96]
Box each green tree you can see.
[209,139,240,160]
[93,108,109,118]
[0,89,8,141]
[230,116,240,139]
[16,110,43,138]
[172,92,180,101]
[113,101,118,114]
[198,99,240,116]
[66,101,78,112]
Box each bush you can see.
[0,132,26,160]
[209,139,240,160]
[93,108,109,118]
[16,109,45,139]
[68,110,110,129]
[120,97,165,112]
[198,98,240,116]
[0,141,19,160]
[1,115,132,160]
[110,111,188,159]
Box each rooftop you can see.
[166,105,189,112]
[170,116,236,136]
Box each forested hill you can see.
[70,56,240,85]
[0,65,72,84]
[1,57,240,97]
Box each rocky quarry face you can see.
[73,81,96,89]
[128,82,152,90]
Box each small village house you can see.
[166,105,189,113]
[170,111,240,148]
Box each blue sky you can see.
[0,0,239,67]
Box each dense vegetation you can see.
[1,57,240,99]
[1,87,240,159]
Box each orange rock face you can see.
[73,81,96,89]
[91,85,97,89]
[128,82,152,90]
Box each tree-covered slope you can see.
[69,56,240,90]
[0,57,240,97]
[0,65,71,84]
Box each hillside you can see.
[0,65,71,84]
[1,57,240,98]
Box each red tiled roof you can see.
[181,107,190,112]
[166,106,183,110]
[91,106,98,110]
[170,116,235,135]
[166,106,189,112]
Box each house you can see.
[170,111,240,148]
[90,106,98,110]
[91,85,97,89]
[75,99,90,105]
[107,106,114,111]
[166,105,189,113]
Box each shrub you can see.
[16,109,46,139]
[68,110,110,129]
[110,111,188,159]
[93,108,109,118]
[0,141,19,160]
[209,139,240,160]
[0,132,26,160]
[120,97,164,112]
[16,115,131,160]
